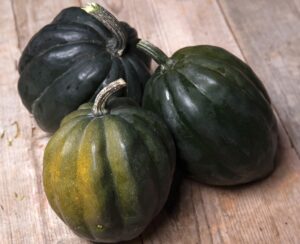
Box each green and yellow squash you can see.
[43,79,175,242]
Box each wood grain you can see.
[12,0,81,49]
[1,0,300,243]
[1,0,90,243]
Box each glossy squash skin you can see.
[138,42,278,186]
[43,94,176,242]
[18,5,151,133]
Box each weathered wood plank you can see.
[0,1,48,243]
[218,0,300,156]
[12,0,81,50]
[0,0,44,242]
[0,0,91,243]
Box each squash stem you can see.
[92,79,127,116]
[137,40,171,68]
[82,3,126,56]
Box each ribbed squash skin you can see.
[18,7,150,133]
[143,45,278,186]
[43,98,175,243]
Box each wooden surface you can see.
[0,0,299,243]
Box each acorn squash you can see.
[18,3,150,133]
[137,40,278,186]
[43,79,175,242]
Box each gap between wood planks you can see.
[10,0,21,51]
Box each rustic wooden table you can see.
[1,0,300,243]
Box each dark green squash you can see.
[43,79,176,243]
[18,3,151,133]
[137,40,278,186]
